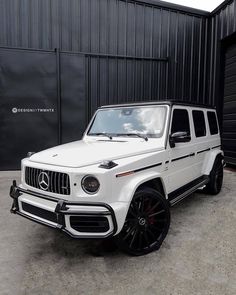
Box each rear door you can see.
[191,109,209,178]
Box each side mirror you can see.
[169,131,191,148]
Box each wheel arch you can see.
[114,173,168,234]
[136,177,167,198]
[202,150,224,175]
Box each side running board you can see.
[168,175,209,206]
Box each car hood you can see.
[29,139,164,168]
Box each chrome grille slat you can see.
[24,167,70,195]
[33,168,36,188]
[57,172,60,194]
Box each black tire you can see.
[205,157,224,195]
[115,187,170,256]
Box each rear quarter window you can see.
[192,110,206,137]
[207,111,219,135]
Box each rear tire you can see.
[204,157,223,195]
[115,187,170,256]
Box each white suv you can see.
[10,101,224,255]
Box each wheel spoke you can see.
[125,218,137,223]
[123,225,136,241]
[138,197,145,214]
[132,202,141,215]
[129,206,137,218]
[129,228,139,248]
[146,201,160,215]
[148,209,165,218]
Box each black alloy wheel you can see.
[115,187,170,256]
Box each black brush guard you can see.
[10,180,117,239]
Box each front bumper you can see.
[10,180,118,239]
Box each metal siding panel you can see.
[207,0,236,110]
[0,48,58,170]
[0,0,217,170]
[126,2,136,56]
[118,1,127,55]
[90,0,100,53]
[108,0,118,54]
[70,0,80,52]
[99,0,108,54]
[80,0,90,52]
[60,52,87,142]
[30,0,40,48]
[223,42,236,164]
[52,0,61,49]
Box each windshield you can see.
[87,106,167,138]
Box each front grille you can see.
[25,167,70,195]
[22,202,58,223]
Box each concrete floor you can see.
[0,170,235,295]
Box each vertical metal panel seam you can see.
[165,10,170,99]
[189,16,194,101]
[173,12,179,98]
[181,15,186,99]
[203,18,208,103]
[197,18,202,102]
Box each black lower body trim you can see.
[168,175,209,205]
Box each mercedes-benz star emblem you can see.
[38,172,49,190]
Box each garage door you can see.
[0,48,86,170]
[223,43,236,165]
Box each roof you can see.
[100,100,216,109]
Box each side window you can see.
[192,110,206,137]
[171,109,190,135]
[207,111,218,135]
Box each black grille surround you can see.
[25,167,70,195]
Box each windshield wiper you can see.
[89,132,113,140]
[116,133,148,141]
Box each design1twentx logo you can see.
[38,172,49,190]
[11,107,55,113]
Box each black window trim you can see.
[192,109,207,138]
[207,111,219,135]
[170,107,191,140]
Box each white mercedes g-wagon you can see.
[10,101,224,255]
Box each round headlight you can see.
[81,175,100,194]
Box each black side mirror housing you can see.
[169,131,191,148]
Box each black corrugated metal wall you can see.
[207,0,236,108]
[0,0,236,169]
[0,0,209,113]
[207,0,236,165]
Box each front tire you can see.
[205,157,224,195]
[115,187,170,256]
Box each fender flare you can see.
[201,149,224,175]
[114,171,167,234]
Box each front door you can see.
[167,107,196,194]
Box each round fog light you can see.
[81,175,100,194]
